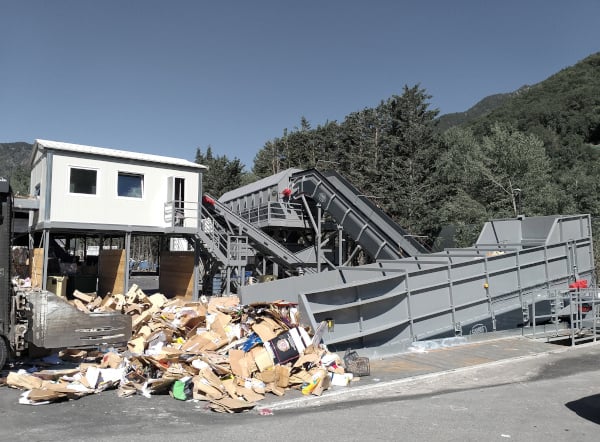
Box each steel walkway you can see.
[200,195,313,274]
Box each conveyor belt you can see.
[291,169,428,259]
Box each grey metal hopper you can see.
[24,290,131,349]
[239,214,594,357]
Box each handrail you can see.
[164,200,199,228]
[236,201,305,225]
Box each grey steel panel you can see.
[0,193,11,336]
[477,219,522,245]
[0,177,8,194]
[25,290,131,349]
[244,215,594,355]
[521,216,556,242]
[219,168,302,203]
[13,197,39,210]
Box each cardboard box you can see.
[264,327,311,365]
[251,317,285,342]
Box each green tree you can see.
[251,118,344,178]
[195,146,246,197]
[477,123,558,217]
[376,85,440,237]
[336,108,385,195]
[436,127,489,246]
[9,164,31,196]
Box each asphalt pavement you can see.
[257,332,585,410]
[2,332,600,441]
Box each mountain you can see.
[467,52,600,147]
[435,86,531,132]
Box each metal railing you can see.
[199,208,250,265]
[528,288,600,345]
[237,201,304,225]
[164,200,199,229]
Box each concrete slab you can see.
[368,336,556,382]
[259,334,580,410]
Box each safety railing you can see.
[528,288,600,345]
[237,202,304,225]
[164,200,200,229]
[199,206,250,265]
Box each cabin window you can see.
[118,173,144,198]
[69,168,97,195]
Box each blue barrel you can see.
[212,275,222,295]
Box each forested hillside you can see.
[435,85,530,132]
[0,142,32,195]
[247,52,600,249]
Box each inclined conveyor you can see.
[290,169,428,259]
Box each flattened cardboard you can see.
[254,368,277,384]
[293,352,320,368]
[100,352,122,369]
[72,299,90,313]
[208,295,240,313]
[267,383,286,396]
[221,377,238,398]
[181,330,226,353]
[192,376,223,400]
[251,346,274,372]
[136,325,152,339]
[148,293,168,309]
[132,309,153,330]
[87,296,103,311]
[236,386,264,403]
[251,321,279,342]
[199,367,222,388]
[209,312,232,340]
[27,388,68,402]
[7,372,44,390]
[289,369,313,385]
[32,368,80,381]
[209,397,255,413]
[127,336,145,354]
[275,365,291,388]
[228,349,250,379]
[73,290,96,303]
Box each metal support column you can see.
[41,229,50,290]
[193,237,200,301]
[338,225,343,266]
[124,232,131,294]
[317,203,322,272]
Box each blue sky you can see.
[2,1,599,169]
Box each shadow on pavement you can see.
[565,393,600,425]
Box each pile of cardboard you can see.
[5,285,355,412]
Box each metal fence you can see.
[237,201,305,226]
[527,288,600,346]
